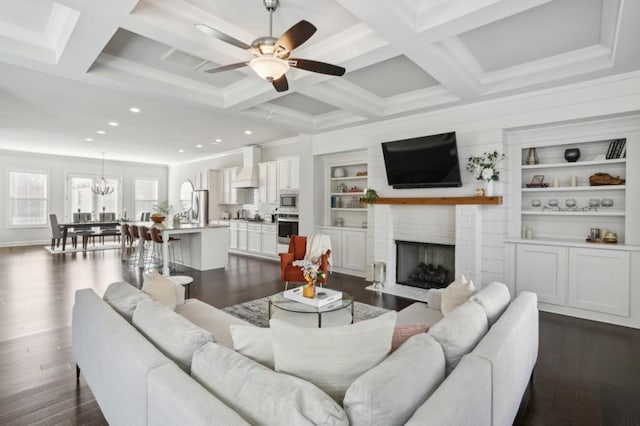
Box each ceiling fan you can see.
[195,0,345,92]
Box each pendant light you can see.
[91,153,114,195]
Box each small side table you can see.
[167,275,193,299]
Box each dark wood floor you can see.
[0,246,639,425]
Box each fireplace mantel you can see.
[367,196,503,205]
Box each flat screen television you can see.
[381,132,462,189]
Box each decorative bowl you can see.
[564,148,581,162]
[601,198,614,207]
[333,168,346,178]
[151,215,166,224]
[565,198,577,208]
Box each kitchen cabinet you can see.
[220,167,239,204]
[316,226,366,276]
[237,222,248,251]
[515,243,567,306]
[277,156,300,191]
[229,221,238,249]
[261,224,277,256]
[248,223,262,252]
[259,161,278,204]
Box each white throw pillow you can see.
[102,281,151,322]
[230,325,274,369]
[271,311,396,403]
[191,342,348,426]
[441,274,476,316]
[142,270,178,310]
[470,281,511,326]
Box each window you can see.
[135,179,158,218]
[68,174,121,220]
[8,171,48,226]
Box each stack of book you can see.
[606,139,626,159]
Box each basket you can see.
[589,173,625,186]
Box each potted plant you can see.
[151,200,172,224]
[466,151,505,196]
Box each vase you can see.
[302,283,316,298]
[564,148,580,162]
[526,147,538,165]
[485,180,494,196]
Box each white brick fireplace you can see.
[368,203,488,301]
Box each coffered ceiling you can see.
[0,0,637,164]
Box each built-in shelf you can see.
[330,176,368,180]
[504,237,640,251]
[331,192,365,196]
[368,196,503,205]
[331,208,367,211]
[522,210,625,216]
[522,185,625,192]
[521,158,625,169]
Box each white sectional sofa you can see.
[72,281,538,425]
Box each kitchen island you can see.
[158,223,230,276]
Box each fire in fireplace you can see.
[395,240,455,289]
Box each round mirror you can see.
[179,180,194,212]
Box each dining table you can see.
[59,221,121,251]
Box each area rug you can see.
[44,241,120,254]
[223,296,389,328]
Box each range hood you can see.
[232,146,262,188]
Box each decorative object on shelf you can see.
[551,178,560,188]
[601,198,614,207]
[590,228,601,241]
[526,175,548,188]
[565,198,577,208]
[589,173,625,186]
[91,152,115,195]
[531,199,541,207]
[548,199,558,207]
[336,183,347,193]
[564,148,581,162]
[605,138,626,159]
[335,217,344,227]
[474,187,485,197]
[361,222,368,229]
[356,171,368,176]
[603,232,618,243]
[525,147,538,165]
[569,176,578,187]
[362,188,379,204]
[466,151,506,196]
[333,167,346,178]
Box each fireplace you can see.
[395,240,455,289]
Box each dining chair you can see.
[49,213,77,250]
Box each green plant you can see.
[362,188,379,203]
[466,151,506,181]
[152,200,172,216]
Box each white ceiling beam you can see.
[299,80,384,119]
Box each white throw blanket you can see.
[304,233,332,266]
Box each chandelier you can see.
[91,152,114,195]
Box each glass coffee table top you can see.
[269,289,354,314]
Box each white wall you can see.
[0,150,167,247]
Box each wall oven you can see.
[279,191,298,212]
[277,213,299,244]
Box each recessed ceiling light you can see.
[85,137,93,142]
[196,144,203,148]
[178,149,184,153]
[129,107,141,113]
[215,138,222,143]
[96,130,106,135]
[108,121,119,127]
[244,130,252,135]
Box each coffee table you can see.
[268,290,354,328]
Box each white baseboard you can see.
[0,240,49,248]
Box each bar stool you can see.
[138,226,157,270]
[129,225,144,266]
[150,226,184,273]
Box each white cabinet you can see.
[237,222,248,251]
[220,167,239,204]
[259,161,278,204]
[229,222,238,249]
[516,244,567,305]
[261,224,277,256]
[568,247,630,316]
[316,227,366,276]
[248,224,262,252]
[277,156,300,191]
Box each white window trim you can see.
[6,168,49,229]
[64,172,124,222]
[134,177,160,218]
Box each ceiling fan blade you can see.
[289,58,345,76]
[204,62,248,74]
[194,24,251,50]
[272,75,289,92]
[275,20,316,55]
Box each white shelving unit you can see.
[327,164,368,229]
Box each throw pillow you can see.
[191,342,349,426]
[230,324,274,369]
[270,311,396,403]
[470,281,511,326]
[427,299,488,374]
[142,270,178,310]
[102,281,151,322]
[441,274,476,315]
[132,300,215,372]
[391,323,430,352]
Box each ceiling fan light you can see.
[249,56,289,81]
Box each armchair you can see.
[279,235,330,290]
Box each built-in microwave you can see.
[279,191,298,212]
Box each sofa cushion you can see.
[427,300,488,374]
[441,275,476,316]
[343,333,445,426]
[470,281,511,326]
[396,302,443,325]
[132,300,214,373]
[230,324,274,369]
[142,270,178,310]
[271,311,396,403]
[102,281,151,322]
[191,342,348,426]
[390,323,430,352]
